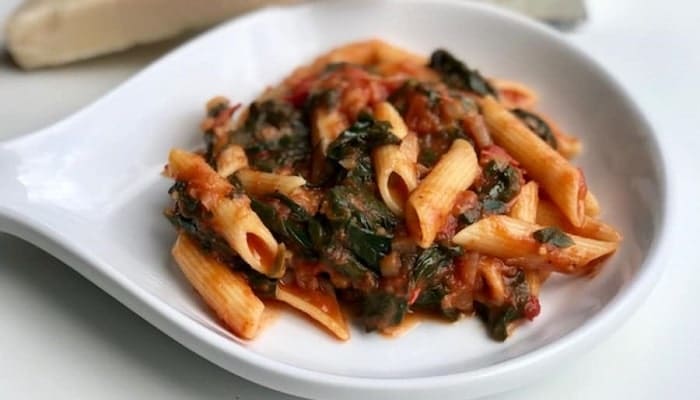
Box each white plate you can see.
[0,1,669,399]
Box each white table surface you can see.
[1,1,699,399]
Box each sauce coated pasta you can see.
[163,40,621,341]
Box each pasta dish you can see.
[163,40,621,341]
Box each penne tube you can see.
[373,101,408,139]
[525,267,542,297]
[283,40,381,93]
[276,282,349,341]
[492,79,539,110]
[321,39,381,66]
[167,149,283,277]
[312,108,347,156]
[399,132,420,162]
[172,234,264,340]
[536,199,622,242]
[205,96,229,115]
[508,181,544,293]
[210,197,284,278]
[217,145,249,177]
[167,148,232,209]
[479,96,587,227]
[235,169,306,197]
[478,256,507,306]
[509,181,539,223]
[405,139,479,248]
[453,215,618,273]
[373,145,418,215]
[373,40,428,66]
[538,114,582,159]
[584,191,601,217]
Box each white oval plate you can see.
[0,1,669,399]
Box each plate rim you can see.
[0,0,672,398]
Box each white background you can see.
[1,0,699,398]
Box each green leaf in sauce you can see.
[244,270,278,299]
[250,196,316,256]
[512,108,557,149]
[346,224,392,271]
[480,160,522,203]
[321,240,378,290]
[532,227,575,248]
[327,114,401,165]
[230,99,310,172]
[428,49,498,97]
[361,292,408,332]
[476,269,537,341]
[410,245,462,312]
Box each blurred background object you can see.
[5,0,299,69]
[4,0,585,70]
[478,0,586,29]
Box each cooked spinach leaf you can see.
[230,99,310,171]
[475,302,520,341]
[245,270,278,299]
[327,114,399,160]
[321,240,378,290]
[250,196,315,255]
[413,286,446,308]
[480,160,521,203]
[346,224,392,270]
[323,184,396,272]
[428,49,498,97]
[165,183,235,259]
[361,292,408,331]
[389,80,442,114]
[325,184,398,231]
[326,114,401,183]
[418,147,439,167]
[412,244,460,284]
[482,199,508,214]
[476,269,536,341]
[532,227,575,248]
[303,88,340,117]
[410,244,461,312]
[512,108,557,149]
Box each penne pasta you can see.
[538,114,582,159]
[478,256,507,306]
[371,101,416,215]
[235,169,306,197]
[167,149,283,277]
[373,101,409,139]
[283,39,382,91]
[509,181,539,223]
[163,41,622,342]
[479,96,587,227]
[276,281,349,341]
[210,197,284,278]
[405,139,479,247]
[172,234,264,339]
[453,215,618,273]
[492,79,539,110]
[167,148,232,209]
[399,132,420,162]
[373,40,428,66]
[536,199,622,242]
[312,108,348,156]
[507,181,543,296]
[217,144,248,177]
[525,267,543,297]
[373,144,418,215]
[584,191,601,217]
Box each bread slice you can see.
[5,0,296,69]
